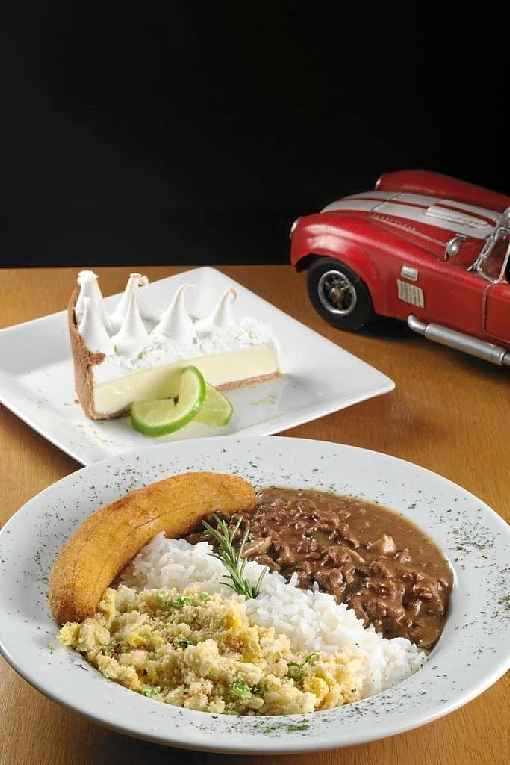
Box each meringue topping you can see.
[75,274,275,374]
[77,297,114,355]
[152,284,196,345]
[76,271,111,331]
[109,273,150,332]
[111,289,150,357]
[195,288,237,331]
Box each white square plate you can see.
[0,267,394,464]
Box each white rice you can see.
[122,533,426,699]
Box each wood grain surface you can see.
[0,266,508,765]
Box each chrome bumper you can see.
[408,315,510,366]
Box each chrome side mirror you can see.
[445,235,466,260]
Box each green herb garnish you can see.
[198,592,210,602]
[287,653,320,682]
[230,679,252,699]
[202,516,267,599]
[286,721,310,732]
[155,593,193,610]
[172,595,193,609]
[143,685,161,698]
[287,662,306,682]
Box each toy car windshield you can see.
[472,210,510,282]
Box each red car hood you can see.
[322,190,501,255]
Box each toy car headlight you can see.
[446,235,465,259]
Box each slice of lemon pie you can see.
[68,271,280,420]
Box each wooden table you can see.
[1,266,508,765]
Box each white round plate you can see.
[1,437,509,754]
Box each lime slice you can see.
[195,384,233,426]
[130,366,206,436]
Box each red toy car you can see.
[291,170,510,365]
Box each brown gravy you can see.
[189,487,453,649]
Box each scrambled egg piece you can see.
[59,585,362,716]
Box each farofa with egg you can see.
[59,585,363,715]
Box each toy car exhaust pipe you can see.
[408,315,510,366]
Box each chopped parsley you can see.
[155,593,193,610]
[230,679,252,699]
[172,595,193,609]
[286,721,310,733]
[287,653,320,682]
[142,685,161,698]
[287,662,306,682]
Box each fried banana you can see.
[49,471,256,624]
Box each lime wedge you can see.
[130,366,206,436]
[195,384,233,426]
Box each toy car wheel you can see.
[307,257,375,331]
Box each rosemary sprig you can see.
[202,516,266,598]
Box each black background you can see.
[2,5,509,267]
